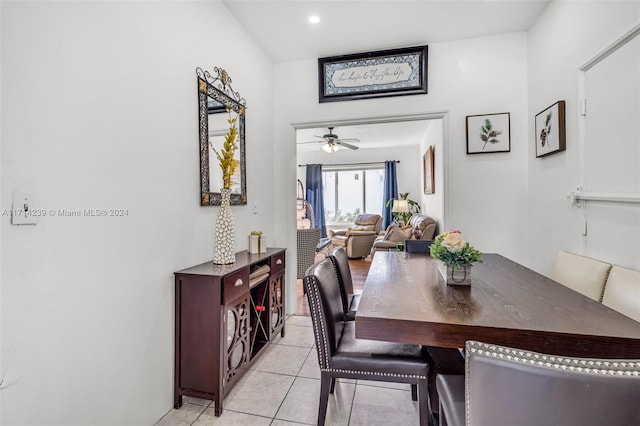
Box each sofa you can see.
[370,213,437,257]
[328,213,383,259]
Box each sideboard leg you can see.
[174,393,182,409]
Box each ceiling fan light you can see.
[322,142,341,153]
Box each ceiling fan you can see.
[299,127,360,152]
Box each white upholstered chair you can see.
[602,266,640,322]
[551,251,612,301]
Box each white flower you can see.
[441,231,465,253]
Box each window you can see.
[323,167,384,226]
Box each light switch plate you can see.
[11,191,38,225]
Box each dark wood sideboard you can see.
[173,248,286,416]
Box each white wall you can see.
[275,33,530,312]
[527,1,640,274]
[0,1,3,419]
[1,1,274,424]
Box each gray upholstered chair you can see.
[297,228,321,279]
[436,340,640,426]
[327,246,360,320]
[303,258,432,426]
[329,213,383,258]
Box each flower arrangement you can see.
[430,230,482,269]
[212,109,241,190]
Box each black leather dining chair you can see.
[404,239,434,254]
[327,246,360,320]
[436,340,640,426]
[304,258,433,426]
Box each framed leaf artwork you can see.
[466,112,511,154]
[535,100,566,158]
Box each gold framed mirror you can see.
[197,67,247,205]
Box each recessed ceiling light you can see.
[308,15,320,24]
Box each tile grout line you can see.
[347,382,359,426]
[271,344,316,425]
[270,370,302,425]
[188,404,207,426]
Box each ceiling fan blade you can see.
[336,138,360,143]
[298,140,324,145]
[337,141,359,150]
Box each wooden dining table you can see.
[356,252,640,359]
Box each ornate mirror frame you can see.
[197,67,247,205]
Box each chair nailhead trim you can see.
[305,276,331,369]
[322,368,426,380]
[469,341,640,375]
[465,341,640,425]
[327,256,347,311]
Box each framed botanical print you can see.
[535,100,566,158]
[466,112,511,154]
[423,146,434,194]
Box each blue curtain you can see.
[382,161,398,230]
[306,164,327,238]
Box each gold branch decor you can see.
[213,108,243,190]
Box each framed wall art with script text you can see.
[318,45,428,103]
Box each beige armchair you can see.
[329,213,382,259]
[370,213,436,256]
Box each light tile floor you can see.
[156,315,420,425]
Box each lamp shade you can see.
[392,199,409,213]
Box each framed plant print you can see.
[423,146,434,194]
[466,112,511,154]
[318,45,428,103]
[535,100,566,158]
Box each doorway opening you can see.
[292,114,448,315]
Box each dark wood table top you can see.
[356,252,640,358]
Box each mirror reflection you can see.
[197,67,247,205]
[208,110,242,194]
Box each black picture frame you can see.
[535,100,566,158]
[466,112,511,154]
[318,45,428,103]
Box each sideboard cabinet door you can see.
[269,271,285,339]
[224,293,250,390]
